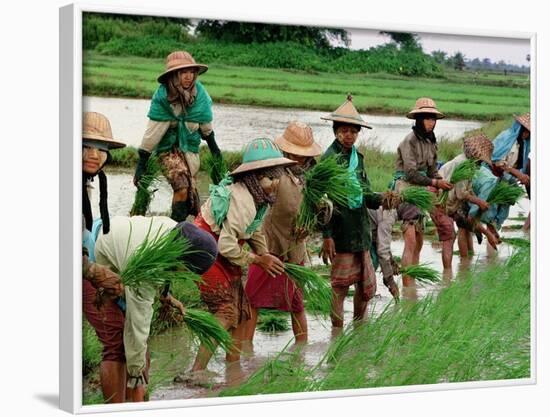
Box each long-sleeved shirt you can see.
[438,153,474,215]
[139,100,213,154]
[200,182,268,266]
[321,140,382,253]
[262,170,306,264]
[94,215,176,377]
[396,129,439,186]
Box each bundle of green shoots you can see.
[120,227,202,290]
[501,237,530,248]
[399,263,441,284]
[295,156,358,233]
[203,152,229,185]
[130,155,162,216]
[400,186,436,213]
[487,181,525,205]
[121,226,232,352]
[183,308,233,353]
[283,263,332,316]
[438,159,479,206]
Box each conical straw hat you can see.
[321,95,372,129]
[406,97,445,120]
[513,113,530,131]
[157,51,208,83]
[275,121,322,157]
[82,112,126,149]
[463,133,493,165]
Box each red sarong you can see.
[194,214,250,327]
[245,263,304,313]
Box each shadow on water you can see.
[89,169,530,401]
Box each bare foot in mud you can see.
[173,369,218,387]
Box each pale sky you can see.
[347,29,531,66]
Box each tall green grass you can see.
[219,248,530,396]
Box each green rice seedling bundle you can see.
[400,186,435,213]
[322,324,358,364]
[501,237,530,249]
[130,155,162,216]
[438,159,479,206]
[121,227,202,292]
[399,263,441,284]
[296,156,357,233]
[284,263,332,316]
[183,308,233,353]
[258,310,290,332]
[487,181,525,205]
[203,152,229,185]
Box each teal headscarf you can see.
[347,146,364,209]
[147,80,213,154]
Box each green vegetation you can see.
[258,310,291,332]
[220,247,530,396]
[84,52,529,120]
[82,320,102,376]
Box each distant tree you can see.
[482,57,492,67]
[195,20,350,48]
[379,31,422,51]
[431,50,447,64]
[450,52,466,71]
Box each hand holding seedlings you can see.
[253,253,285,277]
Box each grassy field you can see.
[84,52,529,120]
[219,247,530,396]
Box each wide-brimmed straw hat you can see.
[463,133,493,165]
[513,113,530,132]
[231,138,297,176]
[157,51,208,83]
[274,121,322,157]
[82,112,126,150]
[321,95,372,129]
[406,97,445,120]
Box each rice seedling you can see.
[322,323,359,364]
[258,310,290,332]
[501,237,530,249]
[284,263,333,316]
[400,186,435,213]
[202,152,229,185]
[120,226,202,292]
[399,263,441,284]
[130,155,163,216]
[296,156,358,233]
[487,181,525,205]
[218,249,530,396]
[438,159,479,206]
[183,308,233,353]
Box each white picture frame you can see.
[59,1,536,414]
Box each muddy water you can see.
[83,96,482,153]
[89,171,529,401]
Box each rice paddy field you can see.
[84,52,529,120]
[82,49,532,406]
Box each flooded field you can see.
[83,96,483,153]
[87,169,530,401]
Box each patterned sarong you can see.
[330,251,377,301]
